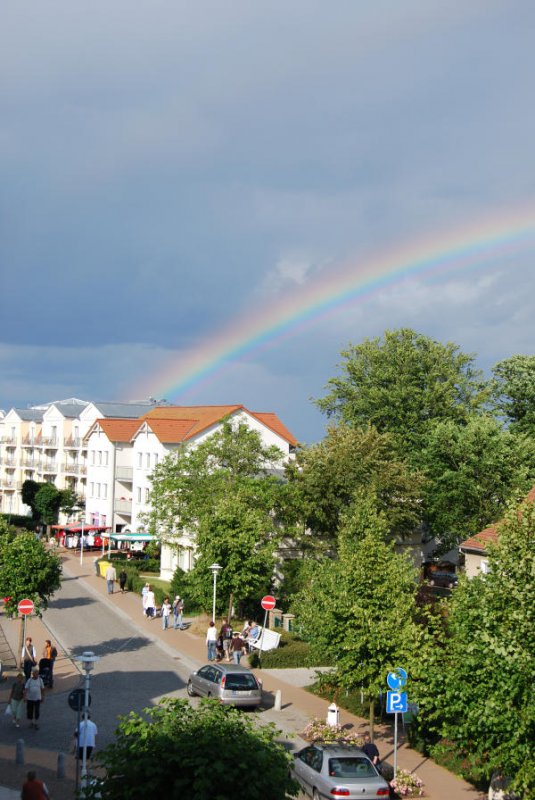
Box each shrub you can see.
[390,768,425,797]
[248,631,334,669]
[302,718,364,746]
[0,514,34,531]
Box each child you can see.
[161,597,172,630]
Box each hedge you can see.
[248,632,335,669]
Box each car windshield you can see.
[224,674,259,691]
[328,757,377,778]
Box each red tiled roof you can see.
[250,412,298,447]
[142,419,197,444]
[85,418,141,442]
[460,484,535,553]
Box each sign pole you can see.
[394,711,398,778]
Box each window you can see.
[137,487,142,502]
[103,484,107,499]
[137,453,142,468]
[90,483,94,497]
[146,453,150,469]
[154,453,159,466]
[145,488,150,503]
[91,451,95,465]
[104,452,109,466]
[98,451,102,465]
[96,484,100,498]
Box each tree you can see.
[33,483,62,525]
[59,488,83,518]
[86,698,298,800]
[21,479,45,520]
[491,354,535,434]
[0,532,62,617]
[412,499,535,798]
[316,328,487,460]
[285,423,424,548]
[292,491,421,736]
[145,419,286,615]
[420,415,535,550]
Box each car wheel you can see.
[207,692,212,698]
[186,680,196,697]
[312,789,320,800]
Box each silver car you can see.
[292,743,390,799]
[186,663,262,708]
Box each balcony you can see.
[114,498,132,515]
[41,437,58,447]
[22,459,39,468]
[62,463,87,475]
[1,435,17,445]
[39,460,58,473]
[115,466,133,482]
[64,437,82,448]
[0,478,21,490]
[3,457,17,467]
[22,435,38,446]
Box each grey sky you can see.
[1,1,534,441]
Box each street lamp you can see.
[75,650,100,794]
[79,517,85,566]
[209,563,222,622]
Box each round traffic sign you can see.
[261,595,276,611]
[18,598,34,616]
[68,688,91,712]
[387,667,408,690]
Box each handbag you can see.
[5,705,12,716]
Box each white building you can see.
[83,404,298,579]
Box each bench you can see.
[247,627,281,652]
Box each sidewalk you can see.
[1,549,486,799]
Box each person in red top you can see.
[21,770,49,800]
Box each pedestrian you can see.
[105,563,117,594]
[42,639,58,688]
[161,597,171,630]
[119,568,128,593]
[219,619,233,663]
[74,713,98,761]
[21,636,37,680]
[9,673,25,728]
[172,595,184,629]
[141,582,150,615]
[144,585,156,619]
[231,631,246,664]
[24,667,45,729]
[21,770,49,800]
[362,732,381,771]
[93,556,100,576]
[206,621,217,661]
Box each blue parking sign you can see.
[386,691,408,714]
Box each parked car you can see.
[292,743,390,799]
[186,663,262,708]
[427,571,458,589]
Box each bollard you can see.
[57,752,65,779]
[16,739,25,765]
[274,689,282,711]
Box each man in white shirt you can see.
[105,563,117,594]
[75,715,98,760]
[24,668,45,729]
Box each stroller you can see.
[38,658,53,688]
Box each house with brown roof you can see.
[83,404,297,579]
[459,486,535,577]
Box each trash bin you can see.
[327,703,340,727]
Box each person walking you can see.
[21,636,37,680]
[119,568,128,593]
[141,582,150,614]
[21,770,49,800]
[9,673,25,728]
[74,714,98,761]
[144,585,156,619]
[105,563,117,594]
[24,667,45,729]
[172,595,184,629]
[161,597,171,630]
[220,619,233,663]
[231,631,246,664]
[42,639,58,688]
[206,621,217,661]
[362,732,381,771]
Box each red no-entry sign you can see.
[18,598,34,616]
[261,595,276,611]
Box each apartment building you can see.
[0,398,157,518]
[83,404,298,579]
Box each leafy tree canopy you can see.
[292,490,421,726]
[86,698,298,800]
[34,483,62,525]
[21,479,45,520]
[0,532,62,616]
[316,328,487,459]
[411,499,535,798]
[285,423,424,548]
[420,415,535,550]
[145,419,287,613]
[491,354,535,434]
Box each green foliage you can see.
[59,488,83,516]
[0,514,35,531]
[33,482,62,524]
[145,419,287,613]
[420,415,535,550]
[21,480,45,520]
[248,632,334,669]
[492,354,535,433]
[0,518,17,538]
[292,491,421,700]
[411,499,535,798]
[285,423,424,547]
[0,532,62,616]
[86,698,298,800]
[316,328,487,460]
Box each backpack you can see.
[51,647,58,659]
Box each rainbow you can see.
[131,206,535,401]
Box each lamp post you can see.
[75,650,100,795]
[79,517,85,566]
[209,563,222,622]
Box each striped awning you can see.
[109,532,157,542]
